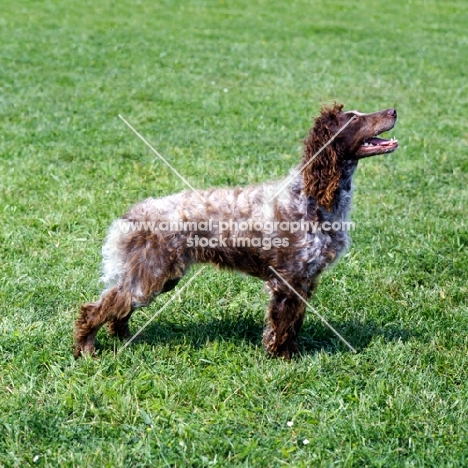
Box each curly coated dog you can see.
[75,103,398,358]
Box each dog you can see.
[74,103,398,358]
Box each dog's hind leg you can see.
[106,308,133,341]
[75,219,189,357]
[107,277,181,340]
[75,270,183,357]
[74,286,133,357]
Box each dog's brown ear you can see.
[302,105,343,210]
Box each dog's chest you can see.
[300,228,349,277]
[298,195,353,278]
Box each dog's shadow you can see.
[129,315,415,356]
[299,319,415,354]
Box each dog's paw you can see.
[274,341,298,360]
[73,343,96,359]
[262,327,299,360]
[262,326,276,354]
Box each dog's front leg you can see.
[262,288,307,359]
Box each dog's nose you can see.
[387,108,397,118]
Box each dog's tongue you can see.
[365,137,392,146]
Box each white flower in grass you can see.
[286,420,293,427]
[303,439,309,445]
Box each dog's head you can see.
[302,103,398,209]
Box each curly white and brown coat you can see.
[75,104,398,359]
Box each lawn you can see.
[1,0,467,466]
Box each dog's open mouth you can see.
[357,136,398,158]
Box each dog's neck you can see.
[304,159,358,219]
[332,159,358,218]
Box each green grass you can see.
[1,0,467,466]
